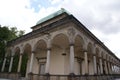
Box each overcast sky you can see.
[0,0,120,58]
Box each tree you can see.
[0,25,25,71]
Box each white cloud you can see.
[91,29,120,58]
[49,0,62,5]
[0,0,36,33]
[0,0,119,58]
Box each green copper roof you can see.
[36,8,71,25]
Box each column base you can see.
[28,72,33,75]
[45,73,50,76]
[28,72,33,80]
[93,73,97,76]
[69,73,75,76]
[84,73,88,76]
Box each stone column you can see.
[107,61,111,74]
[84,50,88,74]
[104,60,108,74]
[113,64,115,74]
[111,63,114,74]
[109,62,112,74]
[1,57,7,72]
[9,56,14,72]
[17,54,23,72]
[45,48,51,74]
[99,57,103,74]
[119,66,120,74]
[69,44,75,74]
[29,51,35,73]
[93,54,97,75]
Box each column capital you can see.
[32,51,36,53]
[20,53,23,56]
[103,58,107,61]
[83,49,87,52]
[106,60,110,62]
[93,54,96,56]
[69,43,74,46]
[99,56,102,59]
[47,48,51,51]
[11,56,14,57]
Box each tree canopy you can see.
[0,25,25,70]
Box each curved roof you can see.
[36,8,71,25]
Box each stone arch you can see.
[33,39,47,74]
[52,33,69,49]
[6,48,12,57]
[14,47,20,55]
[103,52,106,60]
[4,48,12,72]
[23,43,32,56]
[74,35,84,75]
[51,33,69,74]
[87,42,93,56]
[106,54,109,61]
[34,39,47,52]
[52,32,68,42]
[101,51,106,74]
[21,43,32,77]
[74,35,84,57]
[11,47,20,72]
[75,35,84,49]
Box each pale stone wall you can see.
[50,48,65,74]
[74,58,80,75]
[82,60,85,75]
[89,60,94,75]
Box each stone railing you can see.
[28,73,120,80]
[0,72,21,80]
[0,72,120,80]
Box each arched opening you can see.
[51,33,69,75]
[96,48,100,74]
[74,35,84,75]
[87,42,94,75]
[103,53,108,74]
[11,47,20,72]
[4,49,11,72]
[21,44,31,77]
[102,53,105,74]
[34,40,47,74]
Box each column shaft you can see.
[93,55,97,74]
[29,52,34,73]
[1,57,7,72]
[104,60,108,74]
[108,62,111,74]
[70,44,74,74]
[45,49,51,74]
[99,58,103,74]
[109,62,112,74]
[84,51,88,74]
[9,56,14,72]
[17,54,22,72]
